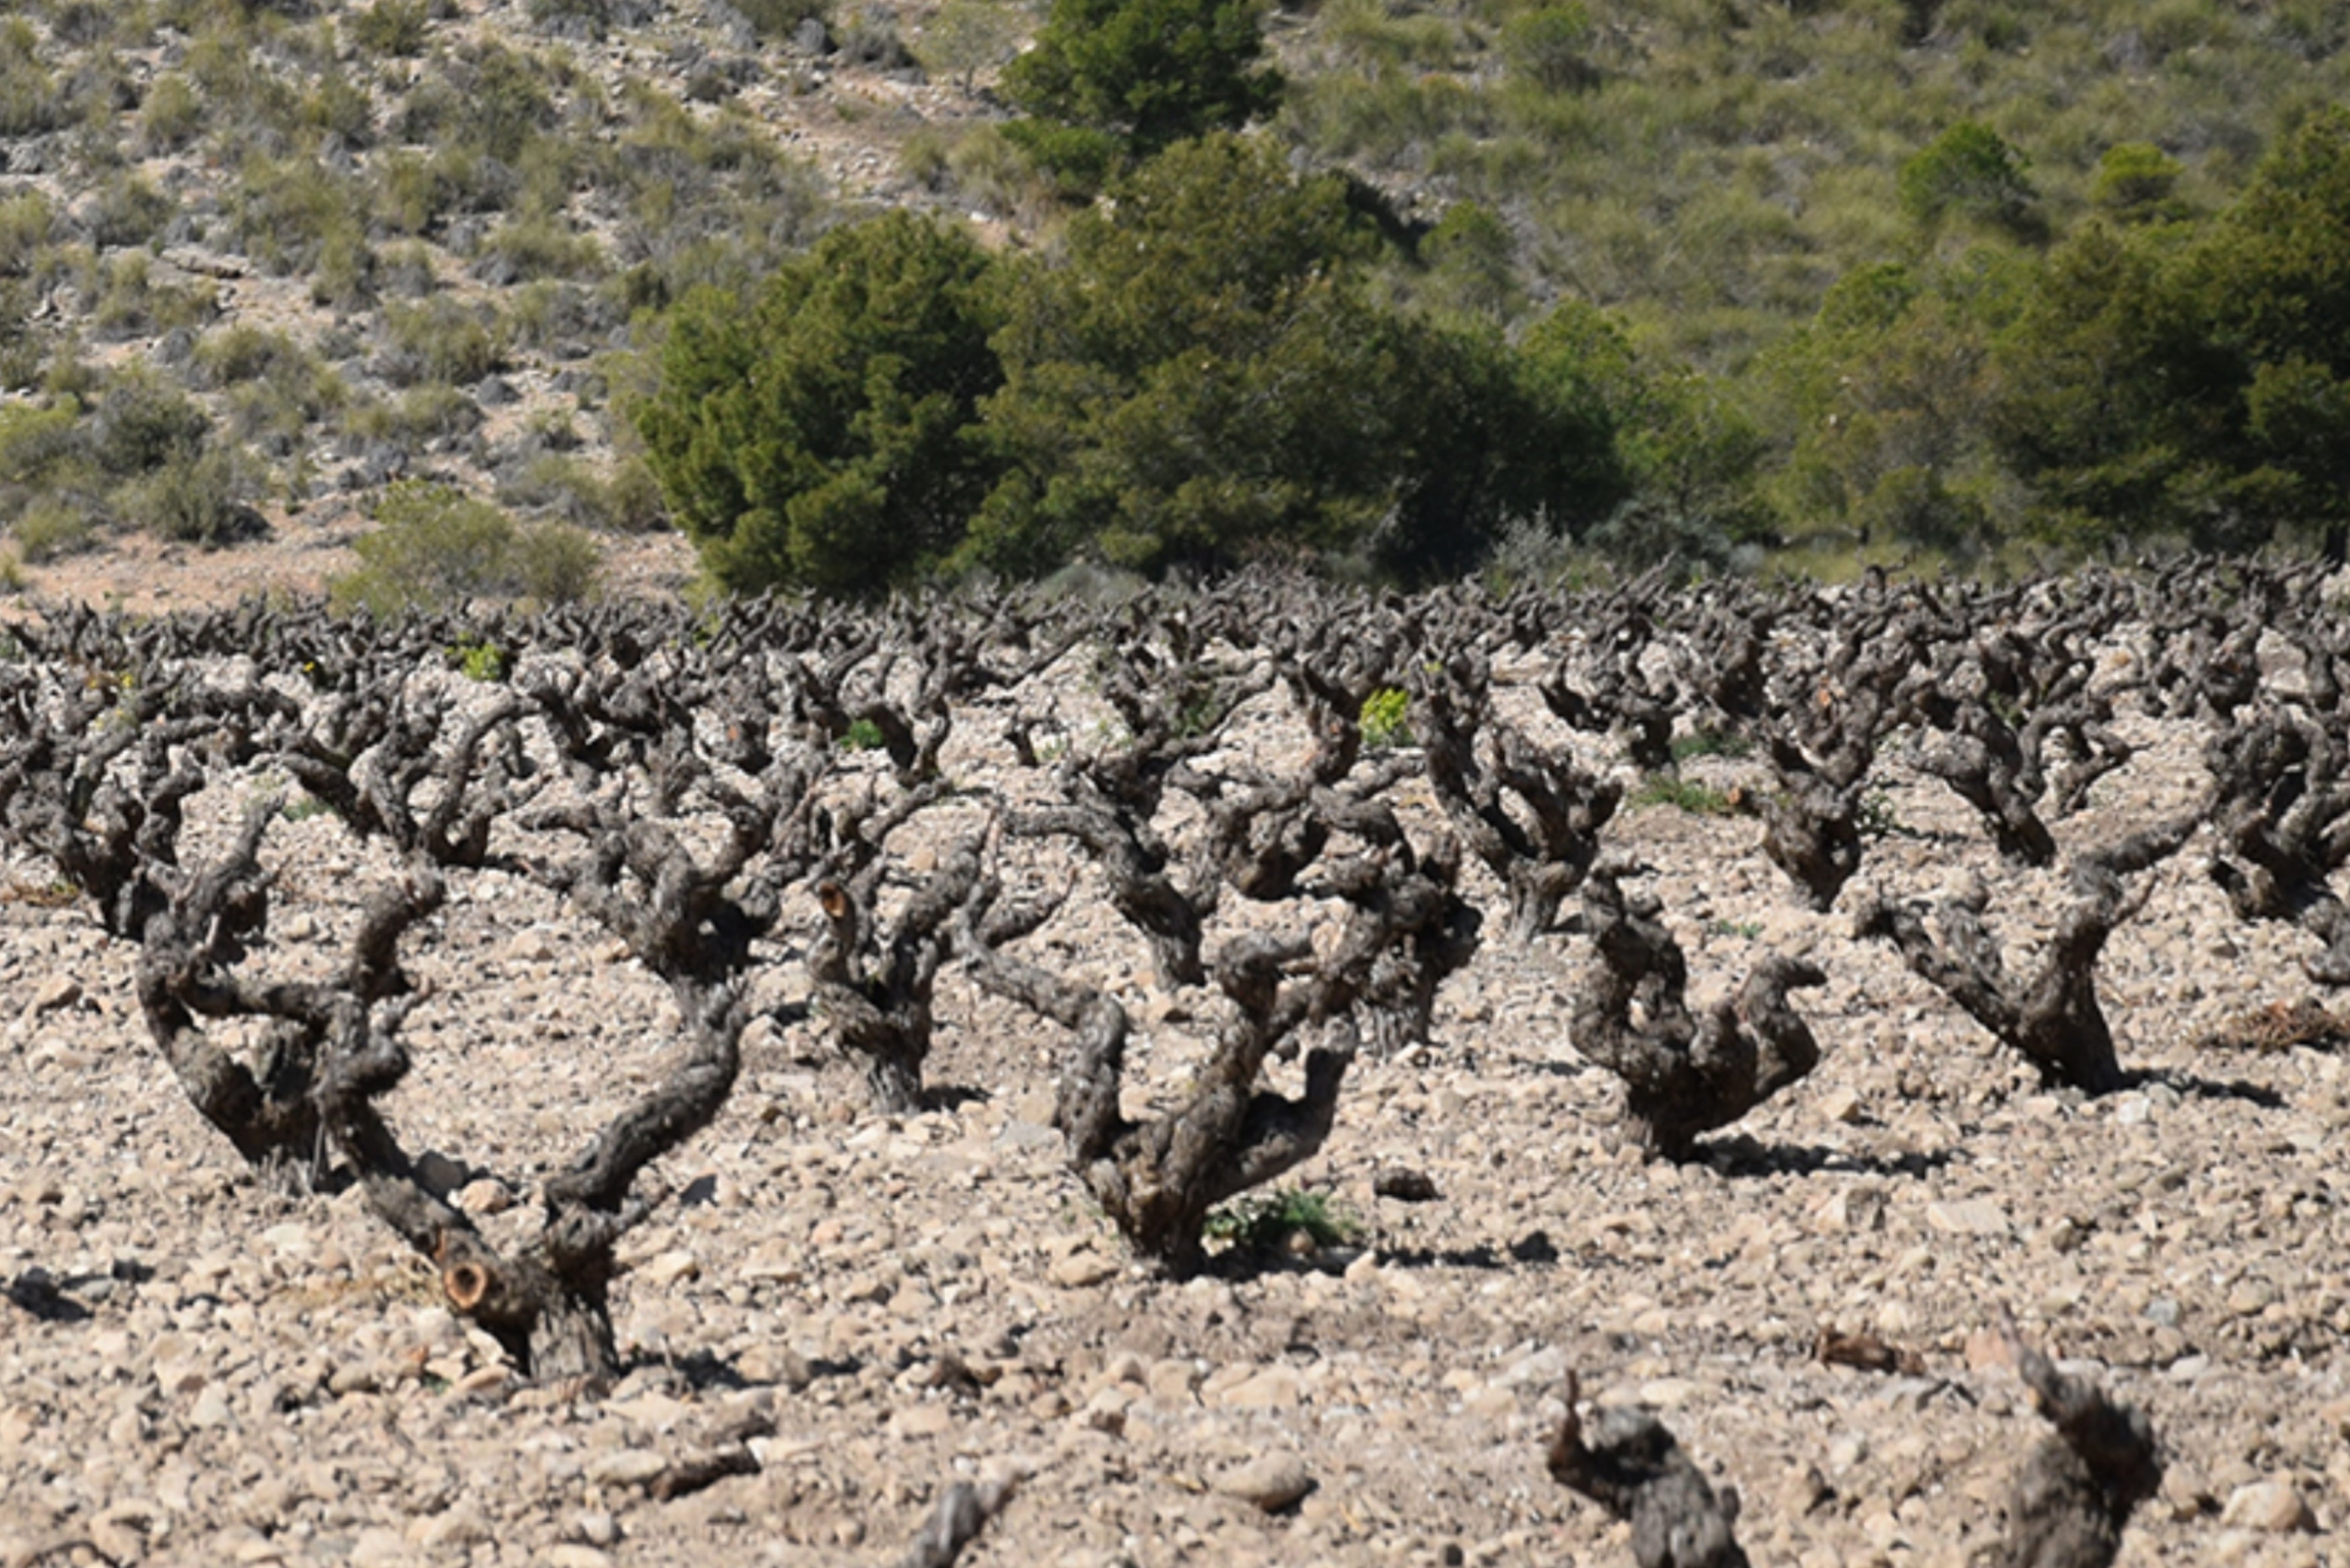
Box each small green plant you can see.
[1707,917,1764,940]
[1359,686,1412,749]
[281,792,337,823]
[1856,790,1907,840]
[1170,680,1227,740]
[446,636,508,683]
[1670,728,1750,765]
[1629,775,1738,815]
[839,716,888,752]
[1203,1189,1360,1255]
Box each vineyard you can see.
[1,560,2347,1565]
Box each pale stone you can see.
[1145,1359,1201,1405]
[1216,1367,1304,1409]
[1216,1453,1313,1512]
[30,975,79,1014]
[2220,1479,2313,1532]
[639,1249,700,1287]
[506,928,558,963]
[1924,1198,2008,1236]
[584,1450,670,1487]
[349,1527,412,1568]
[409,1502,490,1549]
[455,1178,514,1216]
[188,1384,233,1430]
[892,1402,955,1438]
[1049,1251,1118,1289]
[1638,1377,1700,1408]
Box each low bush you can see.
[382,297,506,387]
[121,444,267,548]
[331,482,602,614]
[350,0,432,56]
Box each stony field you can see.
[1,634,2347,1568]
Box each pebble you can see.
[455,1177,515,1216]
[1924,1198,2008,1236]
[638,1249,700,1287]
[1049,1251,1118,1289]
[1215,1453,1313,1512]
[30,975,80,1013]
[583,1450,670,1487]
[2219,1479,2314,1532]
[1213,1367,1304,1410]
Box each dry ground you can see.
[1,605,2348,1568]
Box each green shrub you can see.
[1203,1189,1360,1253]
[1358,687,1411,749]
[311,227,379,308]
[1501,3,1599,94]
[1671,728,1750,764]
[445,634,508,681]
[91,255,220,340]
[916,0,1025,92]
[332,483,601,615]
[350,0,432,55]
[1628,775,1738,814]
[383,298,506,385]
[303,72,377,146]
[88,175,175,250]
[2092,141,2188,219]
[1897,120,2040,238]
[1002,0,1283,170]
[733,0,827,38]
[91,374,209,479]
[478,217,607,281]
[0,193,51,276]
[509,519,603,604]
[11,499,98,563]
[231,156,368,276]
[0,21,68,139]
[121,444,265,547]
[0,401,85,489]
[637,209,1006,595]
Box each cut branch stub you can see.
[1570,871,1828,1161]
[1995,1324,2162,1568]
[811,830,988,1115]
[1547,1371,1750,1568]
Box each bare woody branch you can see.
[1995,1322,2163,1568]
[1854,818,2198,1095]
[1547,1371,1750,1568]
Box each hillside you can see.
[3,0,2350,600]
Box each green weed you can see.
[446,635,508,682]
[1630,775,1738,815]
[1204,1189,1361,1254]
[1359,686,1413,750]
[1671,728,1751,764]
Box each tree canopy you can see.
[636,211,1006,595]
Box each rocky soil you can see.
[3,642,2349,1568]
